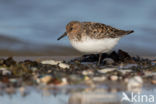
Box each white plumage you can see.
[70,37,120,54]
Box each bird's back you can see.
[81,22,134,39]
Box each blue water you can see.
[0,0,156,56]
[0,87,156,104]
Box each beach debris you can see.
[82,70,94,75]
[0,67,11,75]
[0,49,155,95]
[98,68,116,74]
[60,78,68,86]
[110,75,118,81]
[9,78,17,84]
[118,69,132,74]
[93,76,106,82]
[41,60,70,69]
[103,58,114,65]
[40,75,52,84]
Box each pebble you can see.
[53,78,68,86]
[103,58,114,65]
[93,76,106,82]
[31,67,38,72]
[98,68,116,74]
[119,69,132,74]
[124,78,129,83]
[59,78,68,86]
[40,75,52,84]
[0,68,11,75]
[110,75,118,81]
[144,71,156,77]
[69,75,81,82]
[41,60,70,69]
[9,78,17,83]
[84,76,90,81]
[82,70,93,75]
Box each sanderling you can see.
[57,21,134,65]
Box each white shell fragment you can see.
[82,70,93,75]
[93,76,106,82]
[0,68,11,75]
[103,58,114,65]
[118,69,132,74]
[41,60,70,69]
[98,68,116,74]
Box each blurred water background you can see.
[0,0,156,56]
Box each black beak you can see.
[57,32,67,40]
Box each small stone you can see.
[57,78,68,86]
[41,60,61,65]
[9,78,17,83]
[41,60,69,69]
[98,68,116,74]
[82,70,93,75]
[119,69,132,74]
[103,58,114,65]
[36,78,41,84]
[84,77,96,88]
[69,75,81,82]
[40,75,52,84]
[52,78,68,86]
[48,70,52,73]
[31,67,38,71]
[93,76,106,82]
[124,78,129,83]
[51,78,62,85]
[110,75,118,81]
[59,62,70,69]
[0,68,11,75]
[84,76,90,81]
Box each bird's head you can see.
[57,21,81,40]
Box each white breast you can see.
[70,37,120,54]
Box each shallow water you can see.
[0,86,156,104]
[0,0,156,56]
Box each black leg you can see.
[97,53,102,66]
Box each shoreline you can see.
[0,51,156,104]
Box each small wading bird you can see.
[57,21,134,65]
